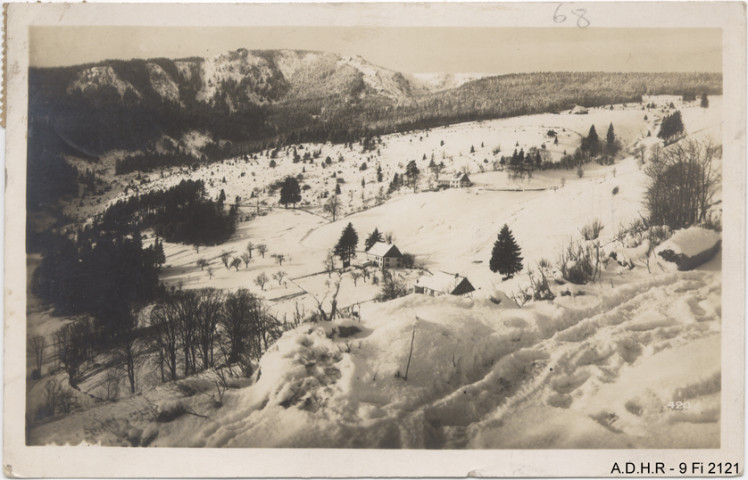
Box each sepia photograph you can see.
[4,1,745,477]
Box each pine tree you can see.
[405,160,420,193]
[606,123,618,155]
[658,111,684,142]
[154,236,166,265]
[334,223,359,267]
[365,228,383,251]
[583,125,600,155]
[489,224,523,278]
[335,183,342,195]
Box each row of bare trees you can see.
[150,288,282,382]
[645,139,721,230]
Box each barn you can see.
[366,242,403,269]
[415,271,475,297]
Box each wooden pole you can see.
[403,321,417,381]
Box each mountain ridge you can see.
[27,48,723,212]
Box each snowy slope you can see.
[28,258,721,448]
[28,95,723,449]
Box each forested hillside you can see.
[27,48,722,214]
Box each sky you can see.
[30,26,722,74]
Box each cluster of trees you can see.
[150,288,282,382]
[681,92,709,108]
[657,111,685,144]
[100,179,237,246]
[645,139,721,230]
[115,152,204,175]
[32,231,163,321]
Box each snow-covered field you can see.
[28,95,723,448]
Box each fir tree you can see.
[334,223,359,267]
[700,92,709,108]
[489,224,523,278]
[365,228,383,251]
[582,125,600,155]
[606,123,619,155]
[279,176,301,208]
[658,111,684,142]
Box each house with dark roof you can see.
[366,242,403,269]
[414,271,475,297]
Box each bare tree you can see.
[246,241,255,259]
[230,257,242,271]
[272,254,286,266]
[273,271,287,286]
[257,244,268,258]
[645,138,721,229]
[241,253,251,268]
[310,276,342,322]
[324,195,341,222]
[323,250,336,277]
[350,271,362,287]
[104,369,121,401]
[196,258,208,270]
[151,301,180,382]
[114,311,141,395]
[220,252,231,269]
[255,272,268,291]
[195,289,224,370]
[29,335,46,377]
[207,267,214,279]
[54,320,92,386]
[222,289,260,363]
[174,290,201,377]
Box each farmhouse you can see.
[415,271,475,297]
[571,105,589,115]
[366,242,403,269]
[439,172,472,189]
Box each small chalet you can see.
[415,271,476,297]
[366,242,403,269]
[439,172,472,189]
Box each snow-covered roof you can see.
[416,271,474,295]
[571,104,589,114]
[367,242,402,258]
[655,226,721,258]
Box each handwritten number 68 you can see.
[554,4,590,28]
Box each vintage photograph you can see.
[4,1,745,477]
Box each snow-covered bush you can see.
[528,269,555,301]
[558,240,600,284]
[580,219,604,241]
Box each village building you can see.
[438,172,472,189]
[571,104,589,115]
[366,242,404,269]
[415,271,476,297]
